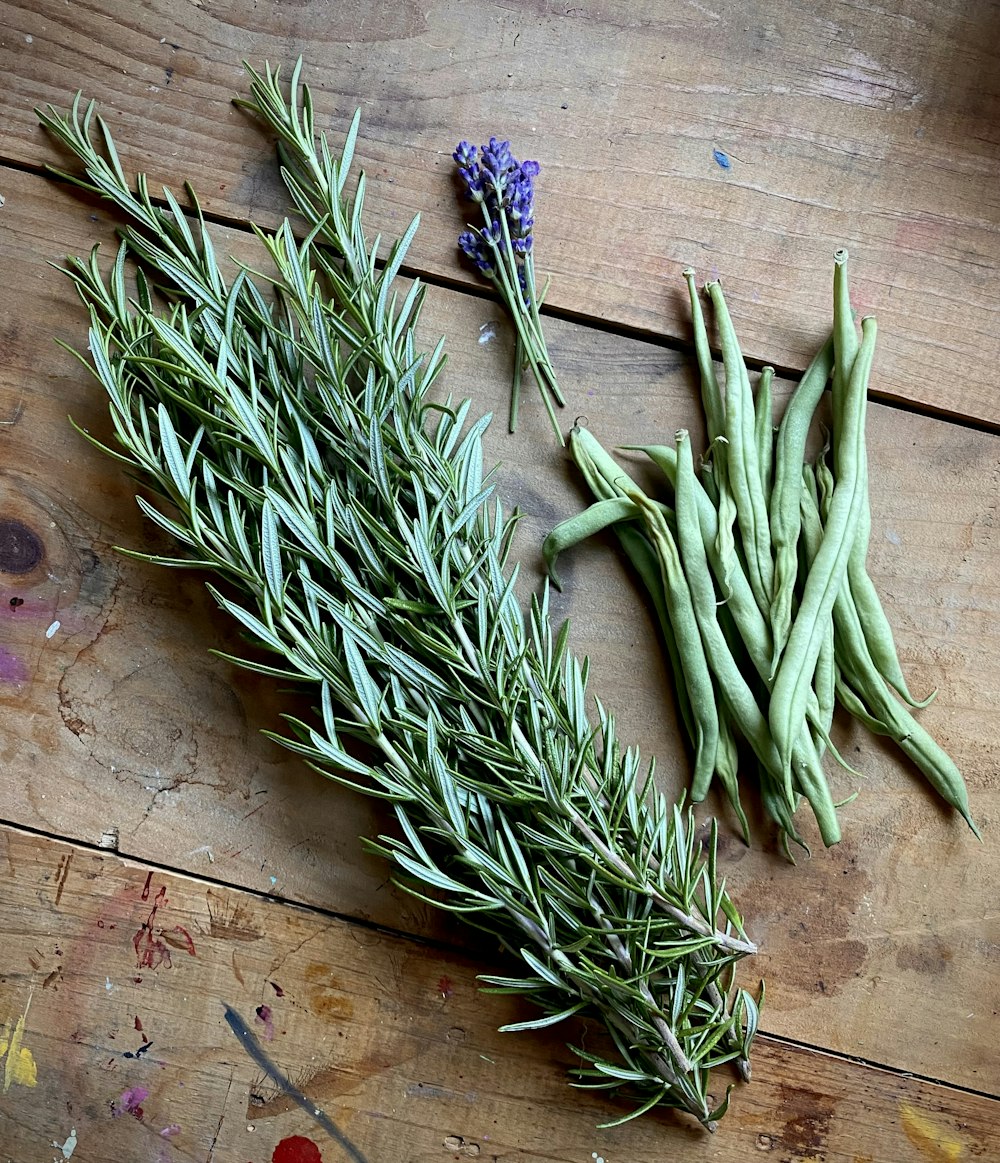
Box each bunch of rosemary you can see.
[37,62,759,1129]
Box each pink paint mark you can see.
[255,1004,275,1041]
[141,872,154,901]
[438,975,454,1000]
[159,1124,181,1138]
[269,980,285,997]
[112,1085,149,1119]
[0,646,27,684]
[273,1136,323,1163]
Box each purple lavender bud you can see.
[520,160,540,178]
[481,137,518,187]
[453,140,478,168]
[507,178,534,224]
[458,230,495,276]
[458,230,481,260]
[512,235,533,255]
[458,165,484,202]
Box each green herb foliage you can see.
[37,61,759,1129]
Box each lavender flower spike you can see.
[452,136,563,440]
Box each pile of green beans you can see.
[544,252,978,849]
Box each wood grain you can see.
[2,0,999,422]
[1,167,999,1097]
[1,823,998,1162]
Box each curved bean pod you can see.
[770,316,877,784]
[755,366,775,507]
[707,281,774,617]
[768,336,834,671]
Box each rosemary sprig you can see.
[36,62,759,1129]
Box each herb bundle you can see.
[37,62,759,1129]
[545,259,977,849]
[452,137,563,439]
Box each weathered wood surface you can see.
[1,169,999,1107]
[1,824,998,1163]
[2,0,1000,424]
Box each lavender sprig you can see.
[454,137,564,441]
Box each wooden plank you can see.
[3,166,1000,1096]
[2,0,999,421]
[2,823,999,1162]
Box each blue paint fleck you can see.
[712,148,731,170]
[269,876,277,887]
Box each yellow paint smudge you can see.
[0,1000,38,1092]
[900,1102,965,1163]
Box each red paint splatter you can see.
[255,1004,275,1041]
[134,1016,144,1033]
[273,1136,322,1163]
[133,886,172,970]
[141,872,154,901]
[438,975,454,999]
[112,1085,149,1119]
[269,980,284,997]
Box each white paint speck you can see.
[478,322,496,345]
[885,528,902,545]
[0,194,5,208]
[105,976,113,992]
[25,34,33,43]
[591,1154,606,1163]
[52,1128,77,1159]
[45,619,61,639]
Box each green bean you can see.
[625,480,720,800]
[543,496,650,591]
[768,335,834,670]
[800,481,975,835]
[707,282,773,616]
[564,426,698,747]
[670,432,794,809]
[816,408,934,710]
[832,563,979,837]
[770,316,877,784]
[831,249,859,455]
[802,464,836,748]
[834,667,888,735]
[755,366,775,508]
[848,521,936,708]
[715,703,751,842]
[683,268,725,445]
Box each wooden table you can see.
[1,2,998,1159]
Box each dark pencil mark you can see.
[222,1002,369,1163]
